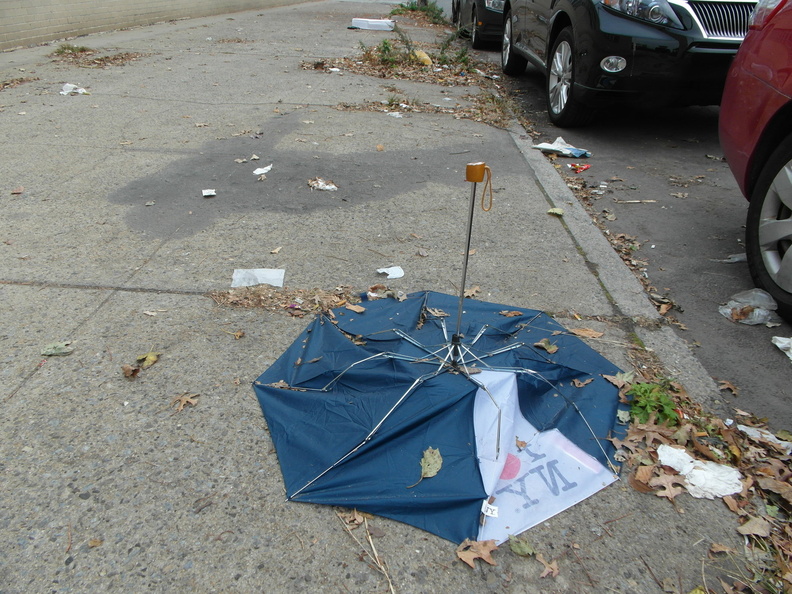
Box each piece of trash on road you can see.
[376,266,404,280]
[253,164,273,176]
[41,341,74,356]
[532,137,591,158]
[387,112,403,118]
[145,201,155,206]
[657,444,742,499]
[771,336,792,365]
[547,208,564,217]
[308,177,338,191]
[738,422,792,454]
[60,83,90,95]
[202,189,217,198]
[231,268,285,288]
[718,288,781,326]
[349,18,395,30]
[11,186,24,195]
[712,253,747,263]
[411,50,432,66]
[567,163,590,173]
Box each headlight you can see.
[603,0,683,28]
[485,0,505,10]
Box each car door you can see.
[523,0,552,63]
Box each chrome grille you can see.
[688,1,755,39]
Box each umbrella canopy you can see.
[254,291,626,544]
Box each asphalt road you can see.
[486,58,792,431]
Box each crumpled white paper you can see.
[253,164,273,176]
[532,136,591,158]
[376,266,404,280]
[231,269,285,288]
[657,444,742,499]
[738,423,792,455]
[771,336,792,364]
[60,83,90,95]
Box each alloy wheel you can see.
[757,160,792,293]
[548,40,573,115]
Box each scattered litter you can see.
[251,154,260,160]
[718,288,781,326]
[235,158,247,164]
[253,164,273,176]
[231,268,285,288]
[705,154,725,161]
[771,336,792,365]
[411,50,432,66]
[532,137,591,158]
[349,18,395,30]
[547,208,564,217]
[270,246,282,254]
[387,112,403,118]
[202,189,217,198]
[308,177,338,191]
[328,67,341,73]
[712,253,747,263]
[41,341,74,356]
[60,83,89,95]
[738,423,792,454]
[657,444,743,499]
[567,163,590,173]
[11,186,24,195]
[376,266,404,280]
[670,192,688,199]
[144,201,155,206]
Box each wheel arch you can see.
[747,100,792,199]
[547,11,573,57]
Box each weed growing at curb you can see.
[390,0,448,25]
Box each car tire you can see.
[546,27,592,128]
[745,133,792,322]
[501,10,527,75]
[470,7,486,49]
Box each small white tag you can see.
[481,502,499,518]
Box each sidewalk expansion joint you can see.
[0,279,208,296]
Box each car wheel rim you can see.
[502,18,512,64]
[758,160,792,292]
[548,40,573,115]
[472,10,478,43]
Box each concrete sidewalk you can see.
[0,2,742,591]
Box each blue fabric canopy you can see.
[254,291,625,543]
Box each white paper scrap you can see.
[657,444,742,499]
[350,18,395,30]
[202,189,217,197]
[231,268,285,288]
[60,83,89,95]
[253,164,273,175]
[738,423,792,455]
[376,266,404,280]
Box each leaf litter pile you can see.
[209,285,364,318]
[49,44,147,68]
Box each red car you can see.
[719,0,792,321]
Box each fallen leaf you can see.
[11,186,24,195]
[718,380,739,396]
[536,553,559,578]
[338,509,366,528]
[736,516,771,537]
[416,248,429,257]
[547,208,564,217]
[171,392,200,413]
[376,144,385,151]
[426,307,449,317]
[603,371,634,389]
[757,476,792,506]
[88,538,104,548]
[508,534,535,557]
[456,538,498,568]
[569,328,604,339]
[649,472,686,501]
[533,338,558,354]
[41,341,74,356]
[121,364,140,378]
[709,543,736,555]
[464,286,481,298]
[346,304,366,313]
[136,351,162,369]
[499,310,523,317]
[270,246,282,254]
[407,446,442,488]
[572,378,594,388]
[234,158,247,163]
[515,437,527,450]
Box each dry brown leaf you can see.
[376,144,385,151]
[121,364,140,378]
[649,472,686,501]
[270,246,282,254]
[572,378,594,388]
[569,328,604,339]
[136,351,162,370]
[718,380,739,396]
[499,310,523,317]
[171,392,199,413]
[88,538,103,548]
[516,437,527,450]
[11,186,24,195]
[533,338,558,354]
[464,286,481,298]
[736,516,771,537]
[709,543,736,555]
[536,553,559,578]
[757,476,792,506]
[456,539,498,568]
[346,304,366,313]
[628,472,655,494]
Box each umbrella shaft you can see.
[455,181,478,349]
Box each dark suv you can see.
[500,0,756,126]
